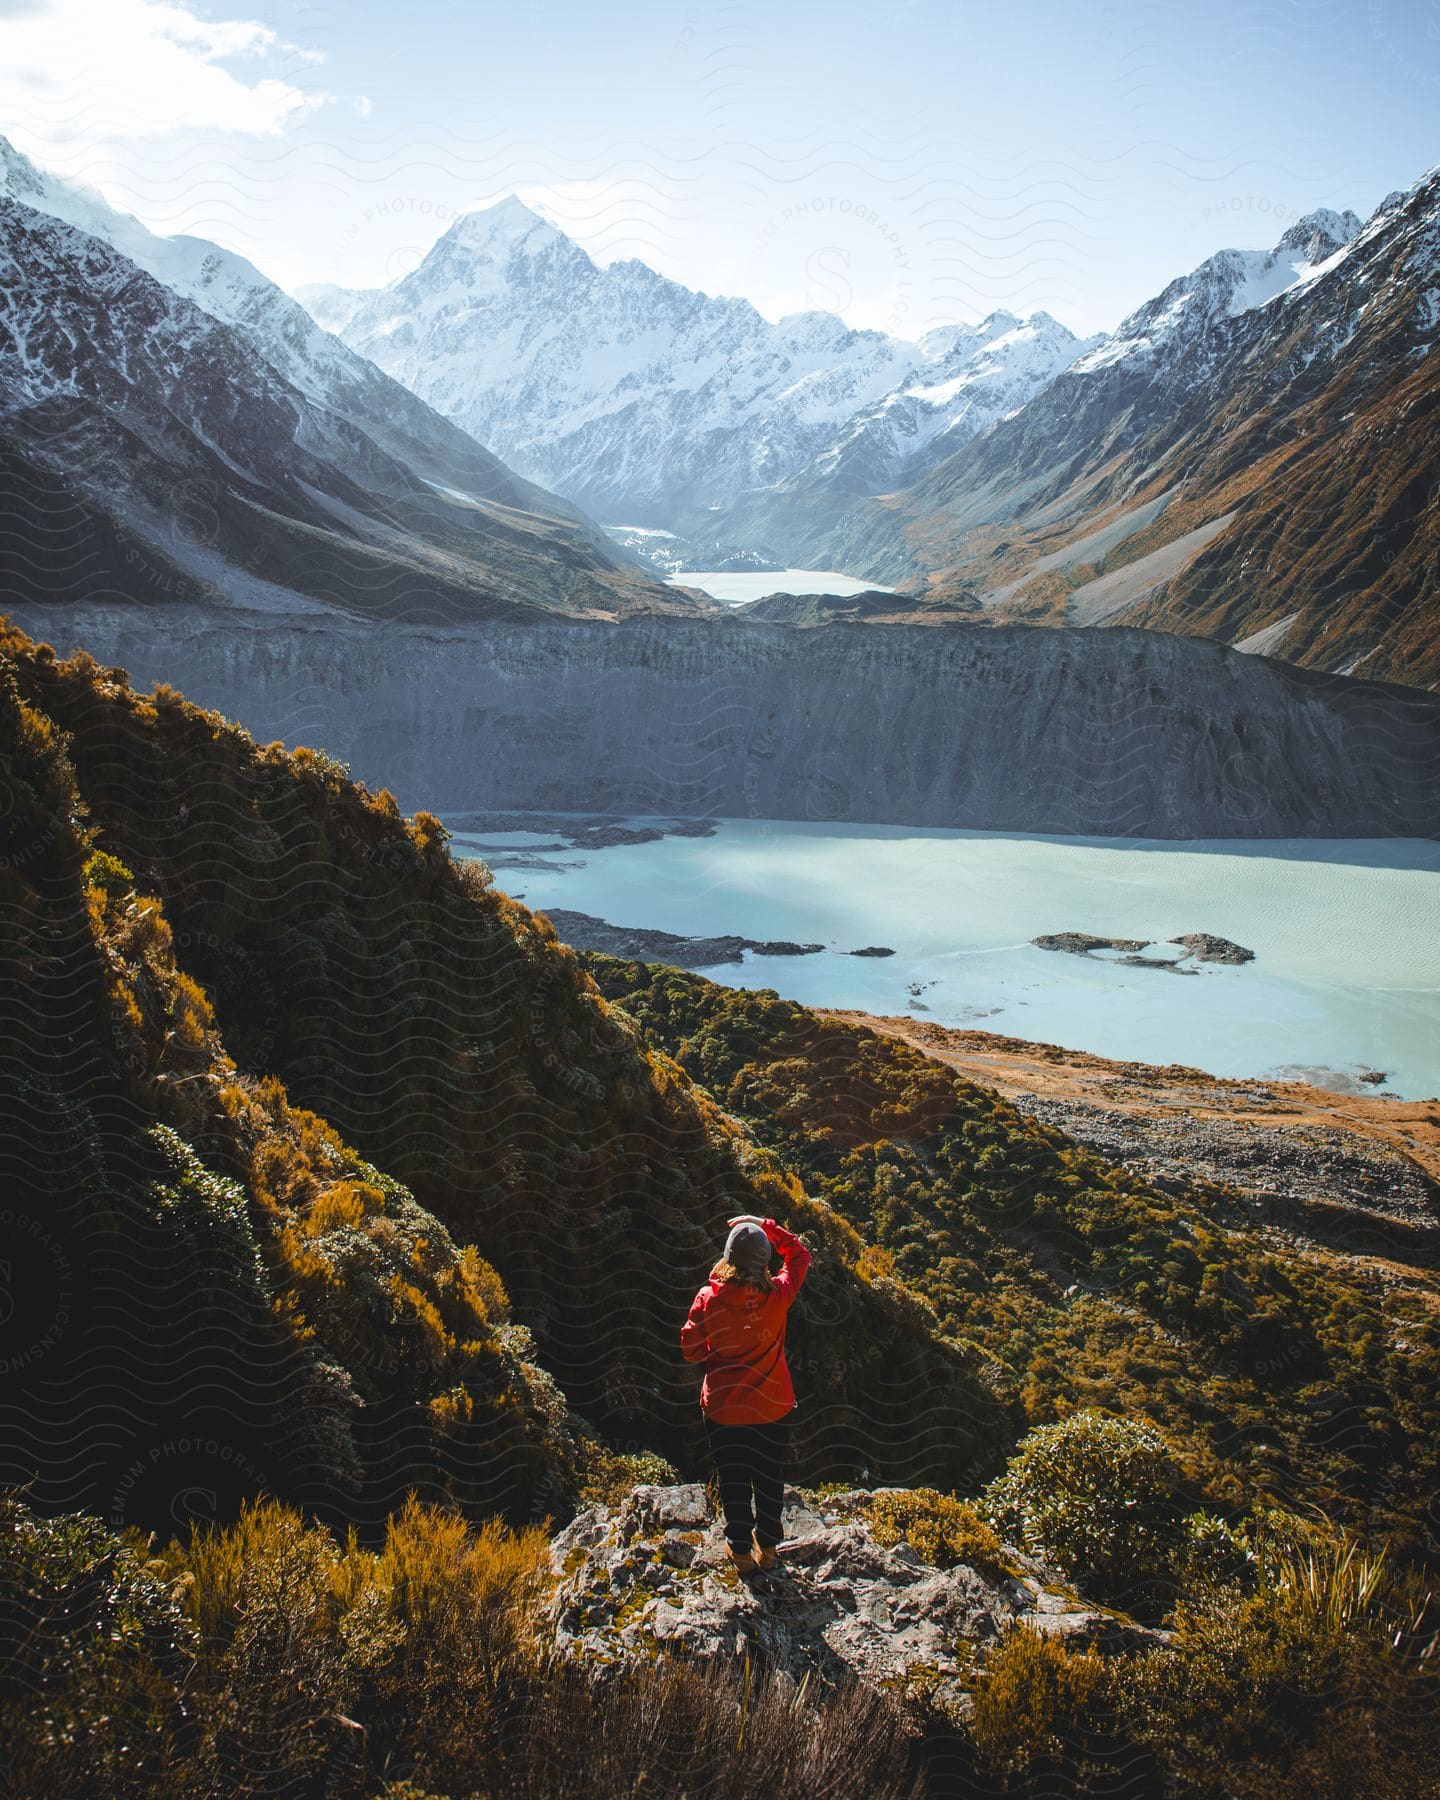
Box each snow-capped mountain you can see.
[8,120,1433,686]
[0,137,692,622]
[1068,210,1363,376]
[846,173,1440,688]
[298,201,1099,558]
[806,311,1094,492]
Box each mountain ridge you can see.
[0,138,697,625]
[297,195,1100,550]
[14,601,1439,839]
[863,165,1440,688]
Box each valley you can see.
[288,169,1440,691]
[5,127,1436,689]
[3,74,1440,1796]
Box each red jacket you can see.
[680,1219,812,1425]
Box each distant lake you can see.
[667,570,893,605]
[448,818,1440,1100]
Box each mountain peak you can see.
[1371,166,1440,227]
[447,195,560,251]
[1275,208,1363,261]
[919,322,983,359]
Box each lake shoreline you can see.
[822,1008,1440,1243]
[542,908,832,968]
[451,815,1439,1099]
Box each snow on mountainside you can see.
[0,150,695,624]
[1071,209,1365,375]
[0,134,687,583]
[808,310,1093,492]
[0,134,368,416]
[850,167,1440,689]
[296,199,1101,556]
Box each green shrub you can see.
[577,1442,680,1509]
[0,1497,194,1794]
[868,1488,1005,1570]
[968,1623,1105,1774]
[1111,1514,1439,1796]
[81,848,135,897]
[983,1410,1186,1594]
[1175,1509,1253,1592]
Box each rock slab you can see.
[548,1484,1166,1713]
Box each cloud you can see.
[0,0,331,153]
[353,94,373,119]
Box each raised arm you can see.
[763,1217,811,1303]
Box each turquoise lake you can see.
[665,569,892,605]
[448,819,1440,1099]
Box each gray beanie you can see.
[724,1221,771,1275]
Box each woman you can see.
[680,1211,812,1574]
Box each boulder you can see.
[548,1484,1167,1715]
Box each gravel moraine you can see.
[1013,1091,1438,1233]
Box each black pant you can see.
[705,1416,789,1553]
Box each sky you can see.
[1,0,1437,338]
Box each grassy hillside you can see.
[0,642,595,1528]
[6,613,1435,1547]
[0,618,1005,1531]
[586,961,1440,1555]
[4,618,1438,1796]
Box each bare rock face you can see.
[548,1484,1165,1713]
[14,608,1440,840]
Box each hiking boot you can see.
[727,1546,758,1576]
[752,1536,778,1571]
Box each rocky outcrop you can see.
[1007,1092,1438,1231]
[543,908,825,969]
[1168,933,1255,965]
[1033,932,1256,970]
[548,1485,1165,1713]
[1033,933,1150,956]
[13,607,1440,840]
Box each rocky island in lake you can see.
[1034,930,1255,971]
